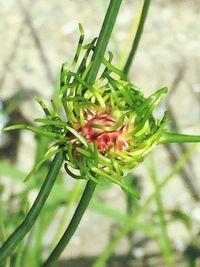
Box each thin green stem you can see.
[159,131,200,144]
[123,0,151,75]
[51,180,83,248]
[43,181,96,267]
[148,155,174,267]
[0,152,63,264]
[43,1,122,266]
[86,0,122,84]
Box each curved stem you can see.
[123,0,151,75]
[0,152,63,264]
[159,131,200,144]
[43,1,122,266]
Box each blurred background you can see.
[0,0,200,266]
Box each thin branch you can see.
[159,132,200,144]
[123,0,151,75]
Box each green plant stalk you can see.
[0,152,63,264]
[118,1,143,69]
[86,0,122,84]
[123,0,151,75]
[92,144,196,267]
[51,180,84,248]
[43,181,97,267]
[159,131,200,144]
[14,241,25,267]
[42,1,122,266]
[26,199,60,267]
[148,155,174,267]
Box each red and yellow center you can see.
[80,111,128,153]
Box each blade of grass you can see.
[90,200,126,224]
[43,179,97,267]
[147,154,174,267]
[14,241,25,267]
[51,180,84,248]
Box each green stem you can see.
[51,180,83,248]
[0,152,63,264]
[123,0,151,75]
[86,0,122,84]
[43,1,122,266]
[159,131,200,144]
[148,155,174,267]
[43,181,96,267]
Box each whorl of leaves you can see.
[5,25,168,198]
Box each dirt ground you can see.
[0,0,200,266]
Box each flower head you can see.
[56,28,169,197]
[8,26,168,197]
[80,110,128,152]
[62,66,168,178]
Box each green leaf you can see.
[4,124,65,140]
[159,131,200,144]
[90,165,140,199]
[34,96,51,116]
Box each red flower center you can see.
[80,111,127,153]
